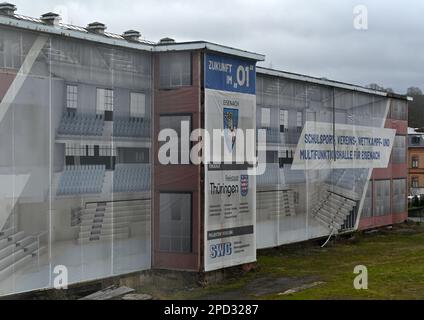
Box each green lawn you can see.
[146,223,424,300]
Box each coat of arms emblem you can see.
[223,108,239,153]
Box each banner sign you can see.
[205,53,256,95]
[292,121,396,170]
[204,53,257,272]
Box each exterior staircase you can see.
[257,189,296,220]
[77,199,151,244]
[312,191,357,233]
[0,227,46,280]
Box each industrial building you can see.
[0,3,409,296]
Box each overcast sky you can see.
[12,0,424,93]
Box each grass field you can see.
[145,223,424,300]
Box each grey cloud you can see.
[12,0,424,93]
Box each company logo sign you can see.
[210,243,233,259]
[240,175,249,197]
[223,108,239,153]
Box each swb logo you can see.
[210,243,233,259]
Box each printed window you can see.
[159,193,192,253]
[261,108,271,128]
[130,92,146,118]
[96,88,114,112]
[296,111,303,132]
[362,182,373,218]
[266,151,278,164]
[159,52,192,89]
[393,179,406,213]
[96,88,114,120]
[392,136,406,164]
[0,31,21,69]
[375,180,391,216]
[159,114,192,165]
[280,109,288,133]
[66,85,78,110]
[391,100,407,121]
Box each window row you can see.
[49,38,152,74]
[362,179,407,217]
[65,144,117,157]
[261,108,303,132]
[66,85,147,118]
[0,30,34,70]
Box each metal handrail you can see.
[28,231,48,266]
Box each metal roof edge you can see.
[0,15,154,52]
[154,41,265,61]
[257,66,410,101]
[205,42,265,61]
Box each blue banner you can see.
[205,53,256,95]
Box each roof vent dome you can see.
[0,2,17,16]
[40,12,61,26]
[122,30,141,42]
[159,37,176,44]
[86,22,107,35]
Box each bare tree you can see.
[407,87,423,96]
[366,83,384,91]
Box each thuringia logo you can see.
[240,175,249,197]
[223,108,239,153]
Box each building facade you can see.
[408,128,424,197]
[0,3,409,296]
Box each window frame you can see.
[159,113,193,166]
[411,136,421,145]
[261,107,271,128]
[360,181,373,218]
[96,88,114,113]
[296,111,303,133]
[392,179,406,214]
[130,91,147,118]
[159,52,193,90]
[390,100,407,121]
[159,192,193,254]
[391,135,406,164]
[412,156,419,169]
[279,109,289,133]
[66,84,78,110]
[412,177,419,188]
[374,180,391,217]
